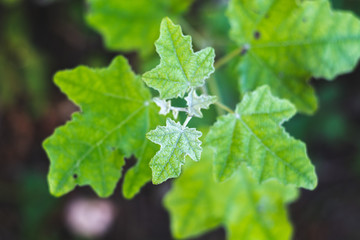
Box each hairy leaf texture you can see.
[142,17,215,99]
[227,0,360,113]
[43,56,164,198]
[122,109,165,199]
[86,0,194,57]
[147,118,202,184]
[185,90,217,118]
[206,86,317,189]
[153,97,172,115]
[164,149,298,240]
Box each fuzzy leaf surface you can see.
[164,149,298,240]
[185,90,217,118]
[142,17,215,99]
[147,118,202,184]
[86,0,194,57]
[43,56,163,197]
[153,97,172,115]
[228,0,360,113]
[206,86,317,189]
[122,107,165,199]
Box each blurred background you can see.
[0,0,359,239]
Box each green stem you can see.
[214,47,244,70]
[209,46,249,115]
[179,19,243,117]
[183,116,192,127]
[207,77,224,115]
[215,102,234,114]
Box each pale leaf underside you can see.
[185,89,217,118]
[147,118,202,184]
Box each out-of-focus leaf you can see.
[227,0,360,114]
[86,0,195,57]
[164,148,298,240]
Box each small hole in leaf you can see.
[73,174,78,179]
[254,31,261,40]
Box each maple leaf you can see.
[43,56,164,197]
[227,0,360,113]
[142,17,215,99]
[146,118,202,184]
[185,89,217,118]
[206,86,317,189]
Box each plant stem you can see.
[183,116,192,127]
[170,106,188,112]
[214,47,244,70]
[209,46,249,115]
[215,102,234,114]
[177,20,244,117]
[207,77,225,115]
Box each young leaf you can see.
[43,56,163,197]
[164,149,298,240]
[185,89,217,118]
[227,0,360,113]
[86,0,194,57]
[146,118,202,184]
[153,97,171,115]
[206,86,317,190]
[142,17,215,99]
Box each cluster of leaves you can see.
[43,0,360,239]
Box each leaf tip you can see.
[304,170,318,190]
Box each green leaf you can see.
[86,0,194,57]
[146,118,202,184]
[122,108,164,199]
[185,89,217,118]
[227,0,360,113]
[142,17,215,99]
[164,148,298,240]
[43,56,163,197]
[206,86,317,189]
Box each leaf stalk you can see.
[215,102,234,114]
